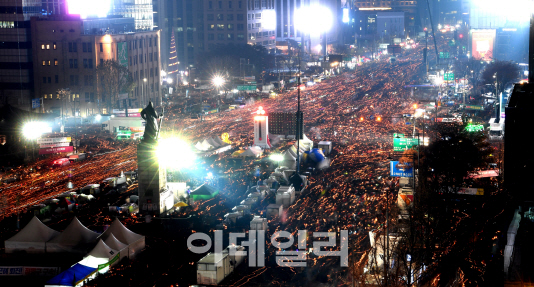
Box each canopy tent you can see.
[240,147,263,157]
[104,233,129,261]
[79,239,120,274]
[201,139,214,150]
[5,216,60,254]
[212,136,226,146]
[45,263,97,287]
[231,150,245,157]
[194,141,206,151]
[97,218,145,259]
[190,183,219,201]
[206,137,221,148]
[46,217,100,254]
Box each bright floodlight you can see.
[295,5,333,35]
[270,154,283,162]
[167,78,173,84]
[207,172,213,178]
[23,121,48,140]
[95,114,102,121]
[156,137,196,169]
[262,10,276,30]
[67,0,110,19]
[212,76,225,87]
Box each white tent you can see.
[201,139,214,150]
[207,137,221,147]
[240,147,263,157]
[98,218,145,259]
[195,141,206,151]
[79,239,120,273]
[213,136,226,146]
[104,233,129,261]
[5,216,60,254]
[46,217,100,254]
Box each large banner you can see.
[39,146,73,155]
[117,42,128,67]
[37,137,71,144]
[471,29,495,61]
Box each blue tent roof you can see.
[46,263,96,286]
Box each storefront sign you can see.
[39,146,74,155]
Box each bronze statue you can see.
[140,101,163,143]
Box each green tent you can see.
[190,184,219,201]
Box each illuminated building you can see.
[247,0,276,51]
[0,1,42,110]
[253,106,272,148]
[109,0,154,31]
[31,15,161,117]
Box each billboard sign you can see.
[471,29,495,61]
[112,108,142,114]
[390,161,414,177]
[458,188,484,195]
[37,137,71,144]
[469,169,499,178]
[461,104,484,110]
[39,146,74,155]
[39,142,71,148]
[117,42,128,67]
[393,137,419,151]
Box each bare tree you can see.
[96,60,135,113]
[481,61,520,96]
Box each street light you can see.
[295,4,333,73]
[270,154,283,168]
[212,75,225,90]
[23,121,48,160]
[143,78,147,106]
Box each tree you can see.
[96,60,135,113]
[481,61,520,96]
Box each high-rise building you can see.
[110,0,154,31]
[0,1,42,109]
[274,0,342,55]
[31,15,162,117]
[247,0,277,50]
[353,0,423,36]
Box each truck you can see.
[488,118,505,140]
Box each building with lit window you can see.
[31,15,161,117]
[110,0,154,31]
[247,0,276,51]
[0,1,42,110]
[156,0,249,71]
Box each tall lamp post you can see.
[142,78,147,106]
[295,4,333,76]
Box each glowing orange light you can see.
[413,104,417,109]
[359,117,364,122]
[376,116,382,122]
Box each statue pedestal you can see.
[137,142,172,215]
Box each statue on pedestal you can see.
[140,101,163,144]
